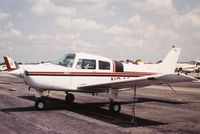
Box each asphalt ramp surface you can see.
[0,72,200,134]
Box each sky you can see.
[0,0,200,63]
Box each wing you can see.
[77,73,196,93]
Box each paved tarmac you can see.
[0,72,200,134]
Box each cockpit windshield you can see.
[52,54,76,68]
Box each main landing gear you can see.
[108,89,121,113]
[65,92,75,104]
[109,102,121,113]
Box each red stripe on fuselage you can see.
[26,71,158,77]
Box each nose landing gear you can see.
[35,98,46,110]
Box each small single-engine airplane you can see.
[3,47,197,113]
[176,61,200,74]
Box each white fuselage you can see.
[18,53,159,92]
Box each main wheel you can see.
[109,102,121,113]
[35,99,46,110]
[65,93,75,104]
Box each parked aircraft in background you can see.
[176,61,200,73]
[3,47,196,113]
[0,64,7,71]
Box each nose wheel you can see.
[65,93,75,104]
[109,102,121,113]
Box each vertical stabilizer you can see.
[159,47,181,73]
[3,56,18,71]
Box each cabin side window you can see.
[99,61,110,70]
[76,59,96,69]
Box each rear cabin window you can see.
[115,61,124,72]
[76,59,96,69]
[99,61,110,70]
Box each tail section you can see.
[159,47,181,73]
[3,56,18,71]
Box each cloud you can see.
[170,10,200,29]
[0,22,22,39]
[0,21,23,59]
[1,0,200,62]
[0,10,9,21]
[26,33,97,53]
[110,37,144,48]
[105,26,132,35]
[55,17,105,31]
[30,0,76,16]
[25,33,99,61]
[74,0,108,7]
[27,33,85,47]
[74,0,103,2]
[55,16,131,35]
[132,0,175,15]
[0,31,95,62]
[128,15,141,25]
[73,0,116,16]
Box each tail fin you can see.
[159,47,181,73]
[3,56,18,71]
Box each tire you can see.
[35,99,46,110]
[109,102,121,113]
[65,93,75,104]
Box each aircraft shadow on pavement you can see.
[0,86,14,91]
[0,81,12,84]
[0,95,180,127]
[136,97,187,104]
[0,79,24,84]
